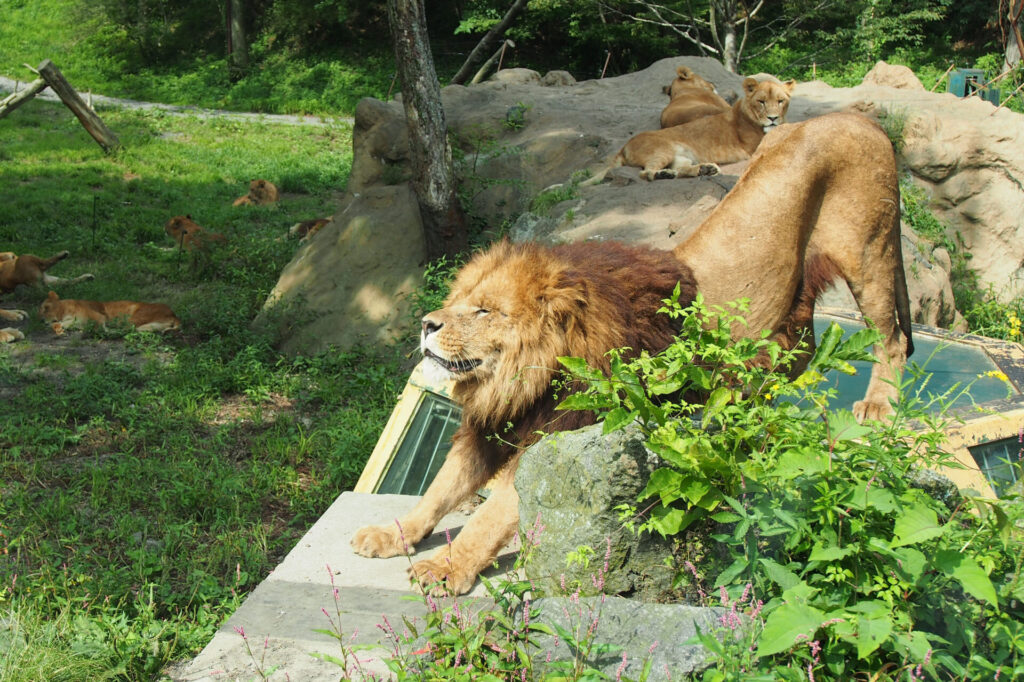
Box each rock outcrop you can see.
[258,57,1024,351]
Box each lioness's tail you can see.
[578,151,625,187]
[893,212,914,359]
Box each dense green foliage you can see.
[0,101,409,679]
[555,294,1024,679]
[1,0,1020,115]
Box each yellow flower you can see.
[980,370,1010,384]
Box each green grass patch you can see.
[0,101,410,679]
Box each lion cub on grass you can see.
[232,179,279,206]
[164,215,228,251]
[39,291,181,336]
[586,76,795,183]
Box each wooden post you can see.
[36,59,121,152]
[0,77,47,120]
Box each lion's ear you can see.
[677,66,693,79]
[46,290,58,301]
[742,77,759,95]
[781,79,797,94]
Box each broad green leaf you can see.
[680,477,712,506]
[556,392,604,411]
[893,547,927,582]
[757,602,828,657]
[557,355,601,379]
[713,556,749,588]
[890,502,945,548]
[854,612,893,659]
[711,511,744,523]
[934,549,998,604]
[759,558,801,591]
[808,543,855,562]
[827,410,873,442]
[702,386,733,424]
[601,406,635,434]
[641,468,683,505]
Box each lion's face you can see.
[740,77,795,133]
[420,242,589,421]
[165,215,199,241]
[38,291,62,322]
[664,66,716,99]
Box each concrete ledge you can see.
[172,492,516,681]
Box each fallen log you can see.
[37,59,121,152]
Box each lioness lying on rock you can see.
[1,250,94,342]
[39,291,181,336]
[352,112,913,597]
[660,65,731,128]
[585,76,795,183]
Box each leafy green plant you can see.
[557,291,1024,680]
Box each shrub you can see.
[556,290,1024,679]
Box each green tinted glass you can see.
[377,392,462,495]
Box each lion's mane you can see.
[436,240,696,462]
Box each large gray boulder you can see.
[515,423,678,602]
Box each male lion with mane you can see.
[353,112,913,595]
[351,241,698,594]
[584,76,794,183]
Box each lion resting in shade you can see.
[352,112,913,595]
[351,241,697,595]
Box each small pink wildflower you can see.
[615,651,628,680]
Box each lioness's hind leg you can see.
[42,272,94,287]
[0,328,24,343]
[0,308,28,322]
[848,278,909,422]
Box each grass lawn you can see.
[0,99,409,680]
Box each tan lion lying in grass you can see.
[2,250,95,343]
[40,291,181,336]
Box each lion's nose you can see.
[422,318,443,336]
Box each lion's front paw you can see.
[350,524,413,558]
[652,169,678,180]
[81,273,95,281]
[852,399,893,423]
[408,555,476,596]
[0,328,25,343]
[698,163,720,176]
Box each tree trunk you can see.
[450,0,529,85]
[227,0,249,77]
[387,0,469,260]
